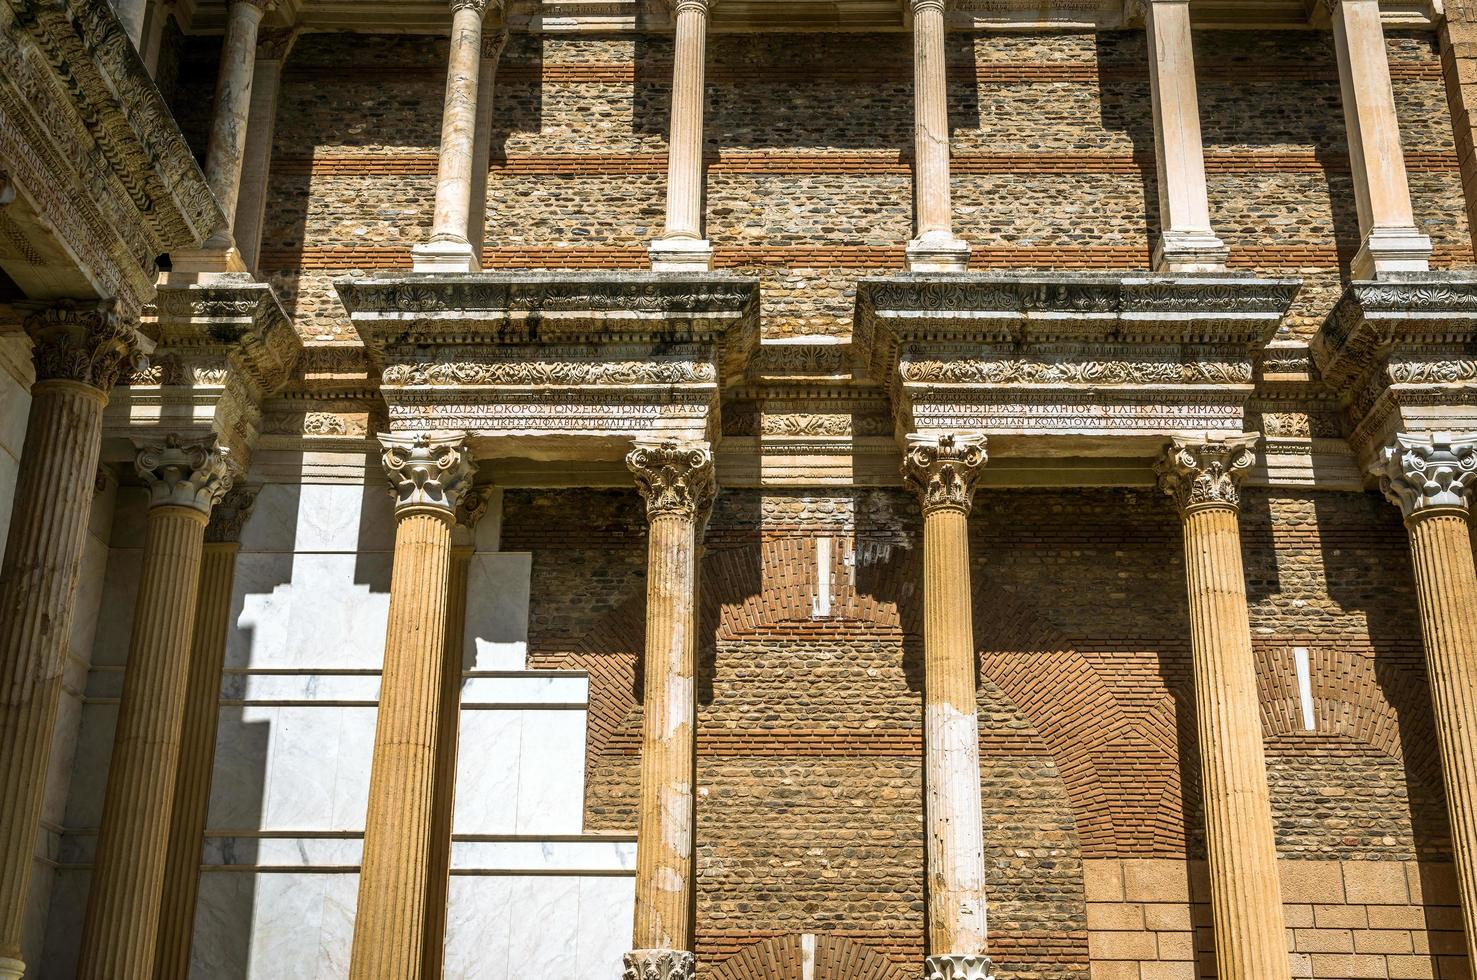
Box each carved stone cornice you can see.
[901,432,988,516]
[380,432,476,518]
[627,440,716,522]
[623,948,696,980]
[0,0,224,313]
[1155,434,1259,515]
[1373,431,1477,521]
[24,300,140,390]
[924,955,996,980]
[205,484,259,543]
[135,434,238,514]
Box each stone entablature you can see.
[856,272,1300,458]
[1311,273,1477,468]
[103,275,302,472]
[0,0,223,316]
[336,271,759,458]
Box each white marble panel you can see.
[465,552,531,671]
[474,489,504,552]
[107,485,151,549]
[262,706,376,832]
[452,709,523,835]
[239,481,395,555]
[41,687,84,824]
[232,553,391,670]
[443,876,515,980]
[39,868,89,980]
[190,871,255,980]
[450,838,636,872]
[509,875,581,978]
[515,709,587,835]
[0,444,20,562]
[207,704,274,830]
[460,673,588,705]
[228,671,381,703]
[68,530,113,665]
[330,706,377,830]
[61,701,117,828]
[0,346,33,458]
[90,548,142,668]
[21,853,52,973]
[202,835,363,868]
[247,873,328,980]
[576,876,637,978]
[317,872,359,978]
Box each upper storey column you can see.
[1373,433,1477,967]
[413,0,502,274]
[624,441,715,980]
[0,303,137,980]
[1156,436,1292,980]
[649,0,717,273]
[350,433,476,979]
[906,0,970,274]
[1144,0,1228,272]
[902,434,994,980]
[1326,0,1433,278]
[235,26,300,274]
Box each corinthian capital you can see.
[135,434,238,514]
[205,485,260,543]
[902,433,988,516]
[1373,432,1477,521]
[24,300,139,391]
[925,955,996,980]
[623,949,696,980]
[449,0,498,12]
[626,441,716,522]
[1155,434,1258,515]
[380,432,477,519]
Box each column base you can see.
[906,232,971,273]
[648,237,714,273]
[623,948,696,980]
[168,232,248,279]
[1352,226,1433,280]
[924,954,995,980]
[0,956,24,980]
[1153,230,1230,273]
[411,238,480,274]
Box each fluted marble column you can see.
[1373,432,1477,966]
[623,441,715,980]
[234,26,299,274]
[1145,0,1228,272]
[1156,435,1291,980]
[901,434,994,980]
[153,486,258,980]
[0,303,136,980]
[349,433,476,980]
[78,436,237,980]
[1327,0,1433,278]
[413,0,498,273]
[649,0,716,272]
[906,0,970,273]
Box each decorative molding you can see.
[1155,434,1259,515]
[901,432,988,516]
[379,432,476,517]
[1373,431,1477,520]
[24,300,139,389]
[204,484,259,543]
[626,440,716,522]
[924,954,996,980]
[135,434,238,514]
[622,949,696,980]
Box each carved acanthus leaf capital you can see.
[623,949,696,980]
[135,434,238,514]
[481,28,510,59]
[902,433,988,516]
[627,441,716,522]
[1373,432,1477,521]
[925,954,996,980]
[380,433,477,518]
[205,484,260,543]
[1155,434,1259,515]
[25,300,140,391]
[449,0,498,13]
[668,0,716,13]
[256,25,301,61]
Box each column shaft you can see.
[428,4,485,249]
[1145,0,1227,271]
[466,31,509,269]
[1330,0,1432,276]
[78,505,210,979]
[664,2,709,241]
[153,541,241,980]
[234,32,293,274]
[912,0,952,237]
[632,512,699,951]
[349,511,455,980]
[0,381,108,976]
[1405,511,1477,965]
[921,507,989,958]
[1180,505,1291,980]
[421,545,472,980]
[204,0,268,226]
